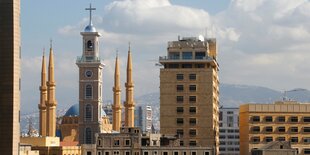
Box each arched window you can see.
[87,40,93,50]
[85,84,92,98]
[85,104,92,121]
[85,127,92,144]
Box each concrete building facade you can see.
[0,0,20,154]
[159,36,220,152]
[219,107,239,155]
[96,127,213,155]
[240,101,310,155]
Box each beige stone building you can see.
[240,101,310,155]
[251,141,297,155]
[0,0,20,154]
[159,36,220,152]
[96,127,213,155]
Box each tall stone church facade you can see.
[76,12,104,144]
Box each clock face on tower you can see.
[85,70,93,77]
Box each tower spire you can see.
[38,50,47,136]
[46,43,57,137]
[124,43,135,127]
[113,53,122,131]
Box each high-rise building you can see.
[159,36,220,152]
[77,5,104,144]
[144,106,153,132]
[219,107,239,155]
[240,101,310,155]
[0,0,20,154]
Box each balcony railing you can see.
[76,56,103,63]
[159,56,213,61]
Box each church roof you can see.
[84,24,96,32]
[64,104,79,116]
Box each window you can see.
[278,127,285,132]
[219,129,225,133]
[219,148,225,151]
[252,137,260,143]
[195,52,205,59]
[182,64,192,68]
[189,118,196,125]
[105,152,110,155]
[304,149,310,154]
[114,140,120,146]
[180,141,184,146]
[189,107,196,114]
[176,129,184,136]
[252,126,260,132]
[177,85,184,92]
[174,152,179,155]
[182,52,192,59]
[265,137,273,142]
[125,139,131,146]
[189,85,196,92]
[85,85,93,98]
[85,104,92,121]
[113,151,119,155]
[204,152,210,155]
[169,52,180,59]
[291,137,298,143]
[278,116,285,122]
[98,139,101,146]
[265,126,273,132]
[304,117,310,122]
[125,152,130,155]
[227,111,234,114]
[189,129,197,137]
[176,74,183,80]
[227,135,234,139]
[277,137,286,141]
[227,129,234,133]
[163,152,168,155]
[189,74,196,80]
[176,96,184,103]
[189,96,196,102]
[265,116,273,122]
[177,118,184,125]
[85,128,92,144]
[227,116,234,127]
[191,152,196,155]
[252,116,260,122]
[144,152,148,155]
[291,127,298,133]
[177,107,184,113]
[290,116,298,122]
[219,135,225,139]
[189,141,197,146]
[304,137,310,143]
[87,152,92,155]
[304,127,310,133]
[219,111,223,121]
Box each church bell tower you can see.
[77,4,104,144]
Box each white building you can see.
[219,107,239,155]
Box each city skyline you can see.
[21,0,310,114]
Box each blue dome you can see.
[64,104,79,116]
[84,24,96,32]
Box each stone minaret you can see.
[46,45,57,137]
[112,54,122,131]
[124,45,135,127]
[38,51,47,136]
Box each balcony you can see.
[158,56,217,67]
[76,56,103,63]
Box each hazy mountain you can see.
[21,83,310,132]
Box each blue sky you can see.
[21,0,310,114]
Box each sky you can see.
[21,0,310,114]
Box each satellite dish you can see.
[198,35,205,42]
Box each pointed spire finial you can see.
[128,42,131,52]
[43,47,45,56]
[50,39,53,49]
[85,3,96,26]
[116,49,119,57]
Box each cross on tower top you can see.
[85,4,96,25]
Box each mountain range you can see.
[21,83,310,133]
